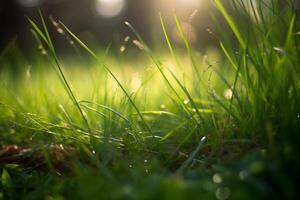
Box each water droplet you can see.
[206,28,213,35]
[184,99,190,104]
[144,159,148,163]
[132,40,145,50]
[273,47,286,55]
[124,36,130,42]
[92,150,96,154]
[57,28,64,35]
[223,88,233,100]
[212,173,223,183]
[120,45,126,52]
[160,104,166,109]
[201,136,206,142]
[41,50,47,55]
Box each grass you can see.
[0,0,299,199]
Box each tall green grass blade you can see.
[59,22,97,58]
[125,21,200,126]
[176,136,206,174]
[159,14,180,69]
[59,21,152,135]
[173,13,201,81]
[26,17,50,47]
[285,14,296,46]
[166,68,205,123]
[79,101,131,125]
[28,13,91,133]
[214,0,246,49]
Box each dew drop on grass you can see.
[124,36,130,42]
[57,27,64,35]
[273,47,286,55]
[160,104,166,109]
[41,50,47,55]
[52,20,59,27]
[212,173,223,183]
[120,45,126,52]
[206,28,213,35]
[223,88,233,100]
[144,159,148,163]
[184,99,190,104]
[132,40,145,50]
[201,136,207,142]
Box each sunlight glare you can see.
[178,0,200,8]
[156,0,202,14]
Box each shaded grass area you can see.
[1,0,300,199]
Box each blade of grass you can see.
[125,21,200,126]
[173,13,201,81]
[214,0,246,49]
[28,12,91,133]
[176,136,206,174]
[59,21,153,136]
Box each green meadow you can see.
[0,0,299,199]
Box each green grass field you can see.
[1,0,300,199]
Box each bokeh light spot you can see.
[178,0,200,8]
[17,0,43,7]
[95,0,126,18]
